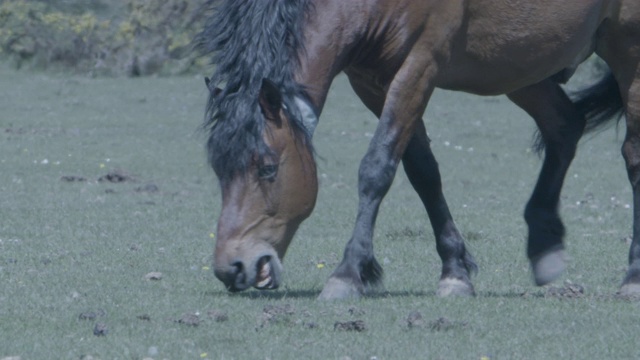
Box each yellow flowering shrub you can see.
[0,0,207,76]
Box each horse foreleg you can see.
[316,126,400,300]
[340,72,476,298]
[403,120,477,296]
[507,79,585,286]
[318,66,438,300]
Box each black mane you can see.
[195,0,313,182]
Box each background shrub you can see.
[0,0,209,76]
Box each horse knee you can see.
[358,155,397,198]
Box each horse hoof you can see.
[618,283,640,297]
[436,278,475,297]
[531,249,567,286]
[318,277,362,300]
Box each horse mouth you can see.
[255,255,276,289]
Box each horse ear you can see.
[259,78,282,121]
[205,77,223,98]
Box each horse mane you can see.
[195,0,313,182]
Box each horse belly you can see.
[436,0,609,95]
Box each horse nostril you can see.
[231,260,244,273]
[231,260,246,289]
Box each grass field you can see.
[1,63,639,359]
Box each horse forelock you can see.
[195,0,313,182]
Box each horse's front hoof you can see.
[437,277,475,297]
[531,249,567,286]
[618,283,640,298]
[318,277,362,300]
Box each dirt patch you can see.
[61,175,87,182]
[144,272,163,281]
[137,314,151,321]
[256,304,317,330]
[406,311,424,328]
[62,173,160,195]
[175,313,200,327]
[4,127,27,135]
[208,309,229,323]
[78,309,107,320]
[334,320,366,332]
[546,281,585,299]
[263,304,295,317]
[98,171,135,183]
[93,323,108,336]
[428,317,468,332]
[258,304,296,328]
[303,321,319,329]
[406,312,468,331]
[135,183,159,193]
[348,306,365,316]
[78,309,109,336]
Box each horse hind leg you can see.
[507,79,586,286]
[618,75,640,296]
[402,120,477,296]
[596,17,640,296]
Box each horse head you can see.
[212,79,318,292]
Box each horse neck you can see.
[293,1,371,114]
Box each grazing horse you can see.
[196,0,639,300]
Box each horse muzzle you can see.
[214,253,283,292]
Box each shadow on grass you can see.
[478,289,636,302]
[204,288,437,300]
[204,289,321,300]
[204,287,632,301]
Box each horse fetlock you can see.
[462,249,479,276]
[360,256,384,287]
[531,249,568,286]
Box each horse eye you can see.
[258,164,279,181]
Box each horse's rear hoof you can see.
[618,283,640,298]
[318,277,362,300]
[436,278,475,297]
[531,249,567,286]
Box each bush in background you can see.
[0,0,209,76]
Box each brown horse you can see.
[196,0,639,299]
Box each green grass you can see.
[1,64,638,359]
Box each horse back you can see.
[300,0,628,97]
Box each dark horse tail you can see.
[534,68,624,153]
[573,70,624,133]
